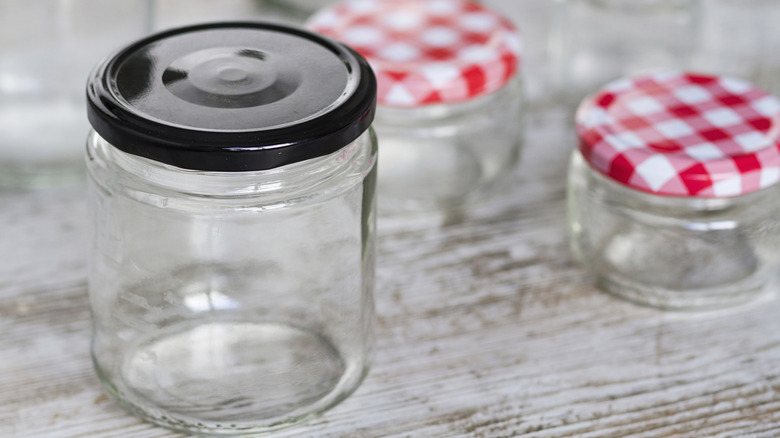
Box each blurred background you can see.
[2,0,778,190]
[2,0,779,290]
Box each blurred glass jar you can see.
[694,0,780,97]
[86,22,377,435]
[556,0,699,102]
[484,0,560,106]
[264,0,338,23]
[0,0,151,189]
[568,72,780,310]
[308,0,523,215]
[151,0,294,29]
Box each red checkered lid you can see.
[307,0,522,107]
[576,72,780,197]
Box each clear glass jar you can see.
[85,22,377,435]
[556,0,699,101]
[151,0,295,30]
[568,73,780,310]
[694,0,780,98]
[265,0,339,23]
[308,0,524,215]
[0,0,151,188]
[485,0,559,106]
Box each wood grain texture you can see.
[3,107,780,438]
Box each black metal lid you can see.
[87,22,376,171]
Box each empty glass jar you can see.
[308,0,523,215]
[694,0,780,97]
[0,0,151,188]
[568,72,780,309]
[265,0,339,23]
[86,22,377,435]
[556,0,699,101]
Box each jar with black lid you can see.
[86,22,377,435]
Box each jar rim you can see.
[87,21,377,172]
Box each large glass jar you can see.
[85,22,377,435]
[0,0,151,188]
[556,0,699,102]
[308,0,523,215]
[568,72,780,310]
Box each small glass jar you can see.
[0,0,151,188]
[556,0,699,101]
[151,0,294,30]
[694,0,780,98]
[487,0,559,106]
[85,22,377,435]
[308,0,523,215]
[568,72,780,310]
[265,0,339,23]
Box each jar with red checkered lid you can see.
[307,0,523,215]
[568,72,780,309]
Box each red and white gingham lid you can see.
[307,0,522,107]
[576,72,780,197]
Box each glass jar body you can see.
[556,0,698,101]
[375,75,523,215]
[0,0,151,188]
[86,130,377,435]
[567,150,780,310]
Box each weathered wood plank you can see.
[3,105,780,437]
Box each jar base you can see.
[596,273,770,311]
[96,321,362,436]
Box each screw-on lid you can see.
[307,0,521,108]
[576,72,780,197]
[87,22,376,172]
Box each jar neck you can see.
[87,129,376,201]
[573,149,776,214]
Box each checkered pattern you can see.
[576,72,780,197]
[307,0,521,107]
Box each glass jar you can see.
[265,0,339,23]
[0,0,151,188]
[151,0,294,30]
[694,0,780,98]
[308,0,523,215]
[568,72,780,310]
[484,0,559,106]
[85,22,377,435]
[556,0,699,102]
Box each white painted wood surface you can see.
[3,107,780,437]
[4,2,780,436]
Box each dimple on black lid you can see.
[87,22,377,172]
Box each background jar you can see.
[556,0,699,102]
[0,0,151,188]
[693,0,780,98]
[568,72,780,310]
[308,0,523,215]
[85,22,377,435]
